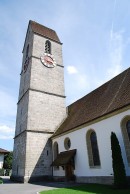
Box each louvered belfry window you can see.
[45,40,51,54]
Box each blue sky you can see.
[0,0,130,151]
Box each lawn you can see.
[40,184,130,194]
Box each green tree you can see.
[3,152,13,169]
[111,132,127,189]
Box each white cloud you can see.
[93,30,125,89]
[0,82,16,142]
[0,90,16,118]
[0,125,14,134]
[107,30,124,79]
[0,124,14,140]
[66,30,126,105]
[76,30,125,95]
[107,64,122,78]
[0,135,14,140]
[67,66,78,74]
[76,74,89,90]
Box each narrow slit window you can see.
[26,44,29,59]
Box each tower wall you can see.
[15,92,29,136]
[23,33,66,181]
[11,132,27,182]
[28,90,66,132]
[24,132,52,182]
[30,57,65,96]
[11,21,66,182]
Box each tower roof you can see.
[53,67,130,137]
[30,20,61,43]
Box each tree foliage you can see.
[111,132,127,189]
[3,152,13,169]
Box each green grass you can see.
[40,184,130,194]
[0,177,3,184]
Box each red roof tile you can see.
[0,148,9,154]
[53,68,130,137]
[30,20,61,43]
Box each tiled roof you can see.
[0,148,9,154]
[30,20,61,43]
[53,67,130,137]
[51,149,76,166]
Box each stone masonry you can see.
[11,21,66,182]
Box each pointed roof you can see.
[53,67,130,137]
[0,148,9,154]
[30,20,61,43]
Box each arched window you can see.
[126,120,130,141]
[26,44,29,59]
[45,40,51,54]
[53,142,59,170]
[121,116,130,165]
[86,130,101,167]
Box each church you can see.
[11,21,130,183]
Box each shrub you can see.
[3,152,13,170]
[0,168,4,176]
[0,177,3,184]
[111,132,127,189]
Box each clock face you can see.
[44,55,53,65]
[40,53,56,68]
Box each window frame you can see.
[45,40,51,54]
[64,137,71,150]
[86,129,101,168]
[53,141,59,170]
[121,115,130,166]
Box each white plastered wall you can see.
[52,109,130,177]
[0,154,4,169]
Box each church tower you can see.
[11,21,66,182]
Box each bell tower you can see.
[11,21,66,182]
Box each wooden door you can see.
[65,164,73,181]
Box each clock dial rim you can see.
[40,53,56,68]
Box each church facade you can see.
[11,21,130,183]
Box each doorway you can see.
[65,164,74,181]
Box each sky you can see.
[0,0,130,151]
